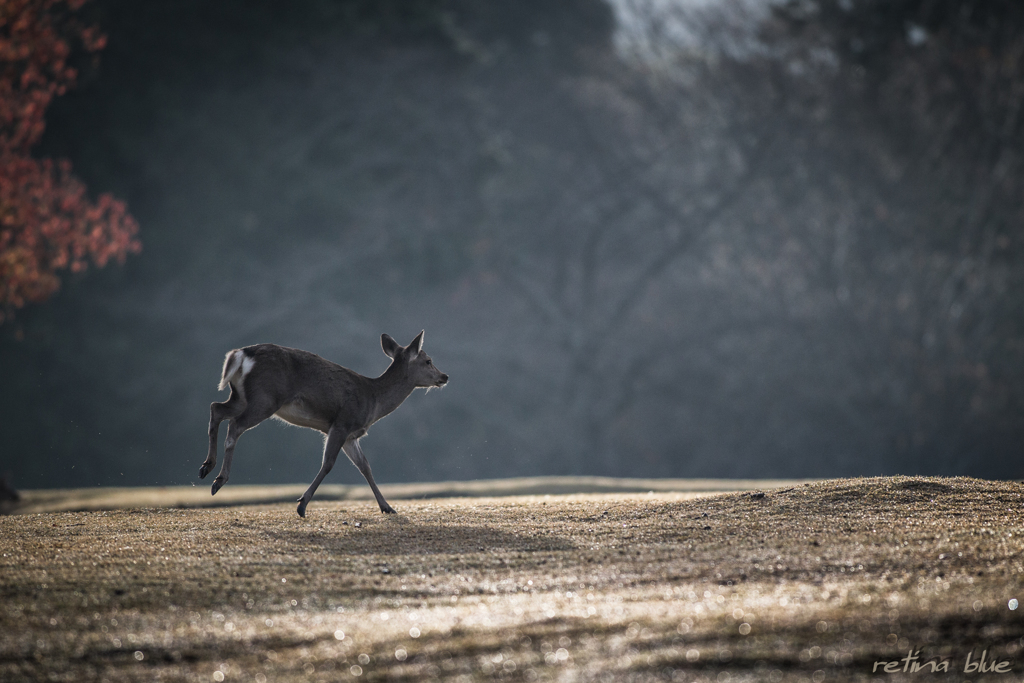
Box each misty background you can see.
[1,0,1022,490]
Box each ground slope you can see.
[2,476,1023,682]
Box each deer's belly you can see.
[273,401,331,432]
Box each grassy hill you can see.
[2,476,1022,681]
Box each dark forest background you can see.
[2,0,1022,489]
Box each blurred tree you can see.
[760,0,1024,468]
[490,0,1024,476]
[0,0,138,323]
[2,0,1021,487]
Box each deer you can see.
[199,331,447,517]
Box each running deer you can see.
[200,331,447,517]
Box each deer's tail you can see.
[219,349,244,391]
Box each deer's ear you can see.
[408,330,425,355]
[381,334,401,359]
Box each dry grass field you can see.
[2,476,1023,682]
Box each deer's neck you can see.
[370,364,416,423]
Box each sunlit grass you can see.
[2,477,1022,681]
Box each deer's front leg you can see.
[297,426,346,518]
[343,439,395,514]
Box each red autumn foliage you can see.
[0,0,139,322]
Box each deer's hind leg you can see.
[201,385,247,480]
[210,391,280,496]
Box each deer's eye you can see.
[426,359,433,366]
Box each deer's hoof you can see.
[381,505,396,514]
[198,463,212,479]
[211,477,226,496]
[296,500,307,518]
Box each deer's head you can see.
[381,331,448,389]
